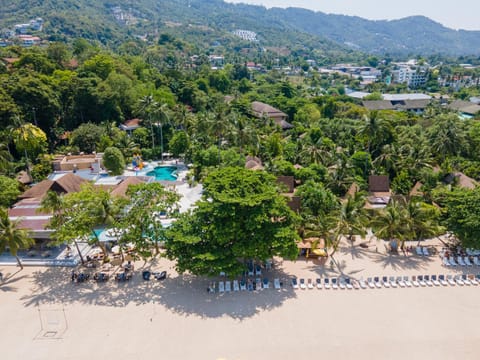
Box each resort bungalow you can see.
[362,99,431,114]
[9,173,87,240]
[447,100,480,119]
[251,101,294,130]
[366,175,392,209]
[120,118,142,134]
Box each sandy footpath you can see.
[1,240,480,360]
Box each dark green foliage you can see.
[165,167,299,276]
[0,175,21,207]
[69,123,105,153]
[102,146,125,175]
[435,188,480,248]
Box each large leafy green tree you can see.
[165,167,300,276]
[103,147,126,175]
[117,183,180,259]
[0,207,34,269]
[437,188,480,249]
[49,184,126,259]
[0,176,21,208]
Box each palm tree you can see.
[334,192,369,255]
[405,198,443,245]
[0,207,35,269]
[357,111,393,158]
[427,114,466,162]
[369,197,410,251]
[152,102,171,163]
[136,95,158,153]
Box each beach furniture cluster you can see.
[291,274,480,289]
[70,260,168,283]
[440,247,480,267]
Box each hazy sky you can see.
[225,0,479,30]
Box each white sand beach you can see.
[1,239,480,360]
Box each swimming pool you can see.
[146,166,178,181]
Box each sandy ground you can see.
[1,239,480,360]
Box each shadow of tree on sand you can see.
[20,267,297,320]
[372,252,437,271]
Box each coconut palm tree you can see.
[0,207,34,269]
[405,198,444,245]
[369,197,410,251]
[136,95,158,153]
[334,192,369,255]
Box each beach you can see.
[1,240,480,360]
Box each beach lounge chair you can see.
[416,246,423,256]
[446,274,456,286]
[389,276,397,288]
[255,265,262,276]
[263,278,270,289]
[449,257,458,266]
[345,277,354,289]
[454,275,464,285]
[233,280,240,291]
[367,277,375,289]
[331,278,339,289]
[225,281,231,292]
[469,274,478,285]
[417,275,426,287]
[307,278,314,289]
[299,278,306,289]
[397,276,405,288]
[291,277,298,289]
[431,275,440,286]
[411,275,420,287]
[461,274,471,285]
[351,279,360,289]
[219,271,226,277]
[339,277,346,290]
[240,279,246,291]
[374,277,382,288]
[464,256,473,266]
[315,278,322,289]
[359,277,367,289]
[403,276,412,287]
[442,257,451,266]
[255,278,262,290]
[218,281,225,293]
[248,266,254,277]
[424,275,433,286]
[154,271,167,280]
[473,257,480,266]
[274,278,281,289]
[457,256,466,266]
[382,276,390,288]
[324,278,331,289]
[438,275,448,286]
[422,247,430,256]
[247,279,254,291]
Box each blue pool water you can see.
[146,166,178,181]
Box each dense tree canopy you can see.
[165,167,300,276]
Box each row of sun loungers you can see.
[290,274,480,289]
[442,256,480,267]
[209,277,282,293]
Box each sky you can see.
[225,0,479,31]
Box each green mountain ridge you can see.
[1,0,479,56]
